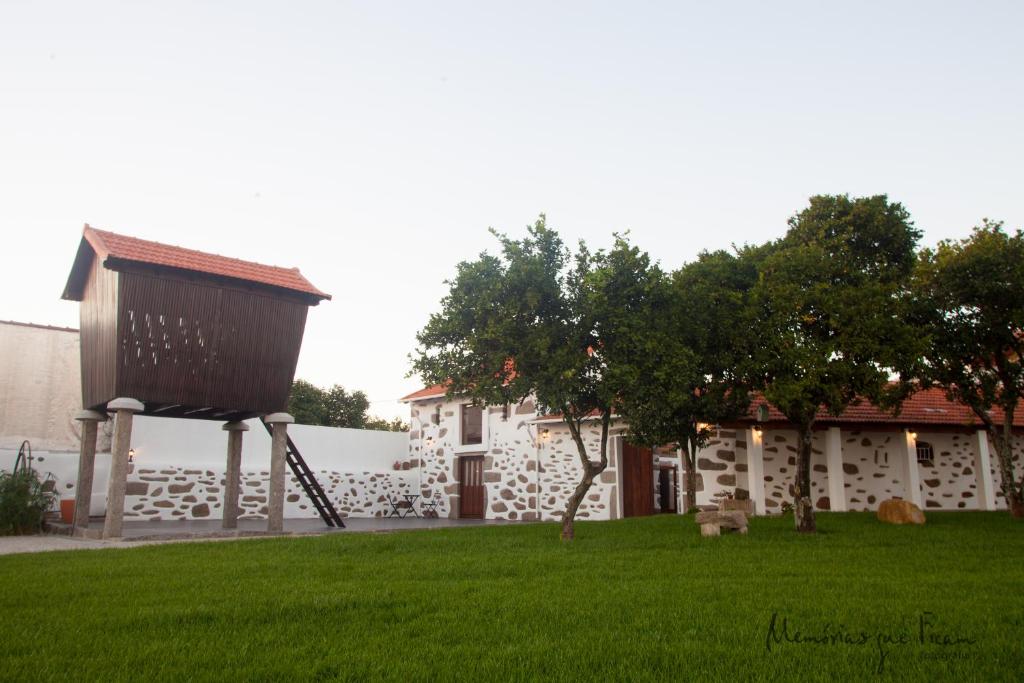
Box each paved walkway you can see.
[0,516,522,556]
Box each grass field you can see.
[1,513,1021,681]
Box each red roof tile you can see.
[81,225,330,300]
[402,383,1020,428]
[400,384,448,402]
[747,387,1021,428]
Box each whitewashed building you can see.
[402,384,1024,520]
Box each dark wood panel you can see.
[459,456,485,519]
[80,257,118,410]
[110,271,308,416]
[622,442,655,517]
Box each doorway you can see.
[657,465,678,513]
[621,442,655,517]
[458,455,485,519]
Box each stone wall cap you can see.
[264,412,294,425]
[75,409,108,422]
[107,397,145,413]
[222,421,250,431]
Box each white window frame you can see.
[454,402,489,453]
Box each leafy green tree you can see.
[913,220,1024,516]
[364,416,410,432]
[620,250,756,512]
[412,216,660,540]
[749,195,922,532]
[324,385,370,429]
[287,381,374,429]
[287,380,328,426]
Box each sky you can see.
[1,1,1021,421]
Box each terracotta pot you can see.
[60,499,76,524]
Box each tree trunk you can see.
[794,422,817,533]
[991,411,1024,518]
[684,437,698,514]
[560,411,611,541]
[561,472,596,540]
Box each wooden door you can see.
[621,443,655,517]
[458,455,485,519]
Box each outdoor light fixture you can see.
[908,431,918,440]
[128,448,136,463]
[541,428,551,441]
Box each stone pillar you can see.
[73,410,107,531]
[902,429,923,508]
[264,412,293,533]
[973,429,997,511]
[102,397,144,539]
[222,421,249,529]
[745,427,766,515]
[825,427,847,512]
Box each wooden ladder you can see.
[260,418,345,528]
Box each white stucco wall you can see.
[0,321,113,452]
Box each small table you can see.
[402,494,421,518]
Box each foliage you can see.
[748,195,923,531]
[1,514,1021,680]
[286,380,373,429]
[412,215,661,539]
[364,415,410,432]
[619,249,756,511]
[0,467,57,536]
[912,219,1024,515]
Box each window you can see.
[460,404,483,446]
[916,441,934,467]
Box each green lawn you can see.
[1,513,1021,681]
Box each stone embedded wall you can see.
[753,430,830,511]
[915,432,981,510]
[693,429,745,510]
[693,427,1022,513]
[536,422,618,521]
[839,430,905,511]
[409,397,619,521]
[51,461,415,521]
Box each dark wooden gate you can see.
[458,455,485,519]
[621,442,654,517]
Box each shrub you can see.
[0,468,57,535]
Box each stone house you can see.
[402,384,1024,520]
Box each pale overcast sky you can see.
[1,1,1021,420]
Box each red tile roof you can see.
[81,225,330,300]
[749,387,1019,427]
[400,384,448,402]
[402,383,1020,428]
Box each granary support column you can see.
[901,429,924,508]
[72,410,107,532]
[103,398,144,539]
[265,413,294,533]
[973,430,997,511]
[222,421,249,529]
[745,427,766,515]
[825,427,847,512]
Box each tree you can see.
[913,220,1024,517]
[412,216,660,540]
[749,195,923,532]
[288,380,328,426]
[620,250,755,512]
[286,380,383,429]
[364,415,410,432]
